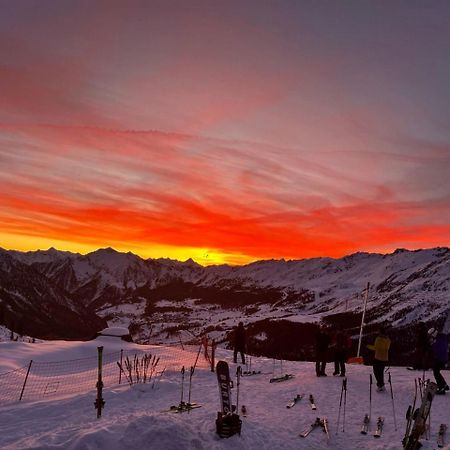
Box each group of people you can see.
[314,326,352,378]
[231,320,449,395]
[316,325,392,391]
[316,323,449,394]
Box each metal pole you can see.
[178,332,184,350]
[118,349,123,384]
[342,377,348,432]
[388,372,397,431]
[19,360,33,401]
[180,366,185,405]
[211,340,216,372]
[188,366,194,409]
[236,366,242,413]
[357,282,370,358]
[193,342,202,371]
[336,379,344,434]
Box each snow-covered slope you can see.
[1,247,449,350]
[0,337,449,450]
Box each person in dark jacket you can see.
[333,330,351,377]
[413,322,431,371]
[233,322,246,364]
[429,327,449,394]
[315,325,331,376]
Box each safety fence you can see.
[0,340,215,405]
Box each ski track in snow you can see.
[0,339,449,450]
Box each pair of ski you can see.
[360,374,378,436]
[286,393,304,408]
[361,415,384,437]
[300,417,329,441]
[269,373,294,383]
[403,379,438,449]
[163,365,202,413]
[286,394,316,409]
[359,374,387,437]
[166,402,202,413]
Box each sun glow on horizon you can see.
[0,232,254,266]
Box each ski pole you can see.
[336,378,344,434]
[369,374,373,421]
[180,366,185,406]
[188,366,194,408]
[388,372,397,431]
[236,366,242,413]
[342,377,347,432]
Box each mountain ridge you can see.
[0,246,449,353]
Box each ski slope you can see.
[0,337,449,450]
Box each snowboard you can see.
[216,360,233,414]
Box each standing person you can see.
[429,327,449,395]
[333,330,351,377]
[367,328,391,391]
[233,322,246,365]
[413,322,431,371]
[315,325,331,377]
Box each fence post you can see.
[211,339,216,372]
[19,360,33,401]
[119,349,124,384]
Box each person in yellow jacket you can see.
[367,328,391,391]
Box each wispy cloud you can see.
[0,1,449,263]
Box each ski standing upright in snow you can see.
[403,381,438,450]
[94,346,105,419]
[403,378,418,443]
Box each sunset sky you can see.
[1,1,449,265]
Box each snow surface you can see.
[1,337,449,449]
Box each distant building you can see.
[96,327,133,342]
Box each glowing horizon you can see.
[1,2,449,266]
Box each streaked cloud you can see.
[0,1,449,264]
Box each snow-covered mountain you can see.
[0,246,449,359]
[0,248,106,339]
